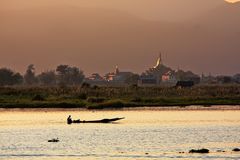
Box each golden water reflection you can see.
[0,109,239,127]
[0,108,240,160]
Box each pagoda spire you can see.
[154,52,162,68]
[115,65,119,74]
[159,52,162,64]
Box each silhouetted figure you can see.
[67,115,72,124]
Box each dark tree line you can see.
[0,68,23,86]
[0,64,85,86]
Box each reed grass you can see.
[0,85,240,109]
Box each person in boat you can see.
[67,115,72,124]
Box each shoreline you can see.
[0,105,240,112]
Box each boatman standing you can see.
[67,115,72,124]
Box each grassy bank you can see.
[0,85,240,109]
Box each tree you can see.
[24,64,37,85]
[68,67,85,85]
[233,74,240,83]
[38,70,56,86]
[56,65,85,85]
[56,65,69,85]
[0,68,23,86]
[56,65,69,76]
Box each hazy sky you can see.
[0,0,240,76]
[0,0,237,21]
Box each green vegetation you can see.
[0,85,240,109]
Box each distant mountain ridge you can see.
[0,1,240,75]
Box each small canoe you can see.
[68,117,124,124]
[48,138,59,142]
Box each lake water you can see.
[0,108,240,160]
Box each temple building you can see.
[162,70,177,83]
[174,69,200,84]
[84,73,107,85]
[139,53,173,85]
[104,66,134,85]
[85,53,200,86]
[85,66,137,86]
[139,53,200,86]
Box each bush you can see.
[100,100,125,108]
[92,85,99,90]
[32,94,45,101]
[87,97,105,103]
[130,97,142,102]
[81,82,90,88]
[78,93,87,100]
[87,100,125,109]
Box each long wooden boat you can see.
[68,117,125,124]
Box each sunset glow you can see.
[226,0,240,2]
[0,1,240,159]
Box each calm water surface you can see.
[0,108,240,160]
